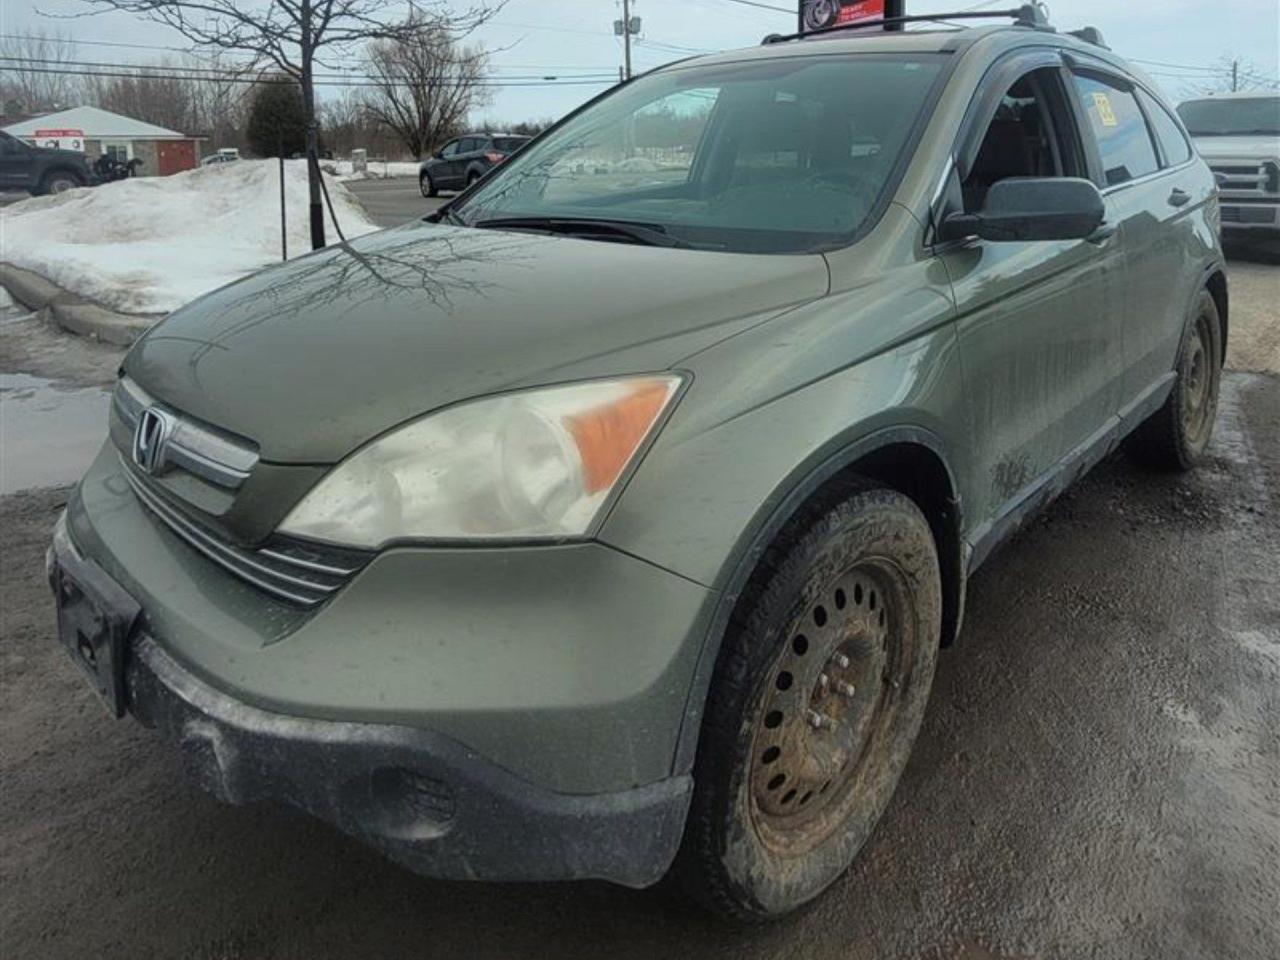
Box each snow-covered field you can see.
[0,160,379,314]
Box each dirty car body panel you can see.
[50,22,1226,889]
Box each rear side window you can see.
[1073,74,1159,187]
[1137,90,1192,166]
[491,137,528,152]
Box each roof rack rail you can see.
[1066,26,1109,50]
[762,3,1051,45]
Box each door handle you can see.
[1168,188,1192,208]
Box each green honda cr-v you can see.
[49,5,1226,919]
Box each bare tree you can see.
[0,29,80,116]
[1180,54,1280,97]
[362,11,491,159]
[321,89,401,158]
[70,0,497,248]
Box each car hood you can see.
[124,220,830,463]
[1191,135,1280,161]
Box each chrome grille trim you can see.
[1209,159,1276,199]
[123,463,371,606]
[113,378,258,490]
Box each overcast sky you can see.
[6,0,1280,124]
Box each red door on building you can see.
[157,140,197,176]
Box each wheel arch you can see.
[672,426,966,777]
[1205,267,1228,365]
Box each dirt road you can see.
[1,256,1277,960]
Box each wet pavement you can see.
[0,373,110,495]
[0,257,1277,959]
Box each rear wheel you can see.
[1126,289,1222,471]
[419,171,437,198]
[675,484,941,920]
[40,171,82,195]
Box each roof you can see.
[2,106,189,140]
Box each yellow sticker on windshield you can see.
[1092,92,1119,127]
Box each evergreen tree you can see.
[247,79,307,158]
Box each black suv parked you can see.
[419,133,530,197]
[0,131,93,195]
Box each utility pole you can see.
[622,0,632,80]
[614,0,639,81]
[1231,59,1239,92]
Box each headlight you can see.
[278,376,683,547]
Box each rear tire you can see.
[419,172,437,198]
[1126,289,1222,471]
[674,483,941,921]
[39,171,82,195]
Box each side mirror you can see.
[941,177,1106,243]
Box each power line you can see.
[714,0,793,14]
[0,54,618,82]
[0,64,615,88]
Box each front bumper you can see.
[49,515,692,887]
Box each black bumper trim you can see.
[124,635,692,888]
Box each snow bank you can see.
[0,160,379,314]
[328,160,421,180]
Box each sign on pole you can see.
[798,0,903,34]
[30,129,85,152]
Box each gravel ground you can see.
[1,253,1276,959]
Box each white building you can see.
[2,106,204,176]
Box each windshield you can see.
[454,54,946,253]
[1177,97,1280,137]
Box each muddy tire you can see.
[1127,289,1222,471]
[419,172,437,198]
[674,483,941,921]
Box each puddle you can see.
[0,373,111,494]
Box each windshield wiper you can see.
[471,216,688,248]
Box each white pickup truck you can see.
[1178,92,1280,246]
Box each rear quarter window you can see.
[1073,74,1160,187]
[1137,89,1192,166]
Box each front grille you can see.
[1210,159,1279,198]
[124,464,372,606]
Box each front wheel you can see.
[675,483,941,920]
[1126,289,1222,471]
[419,171,437,198]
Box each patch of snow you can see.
[328,159,421,180]
[0,160,379,314]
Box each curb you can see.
[0,262,160,347]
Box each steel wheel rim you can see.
[1182,315,1214,443]
[747,557,911,854]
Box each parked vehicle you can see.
[200,148,241,166]
[418,133,530,196]
[1178,92,1280,243]
[50,5,1227,921]
[0,130,92,194]
[93,153,145,182]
